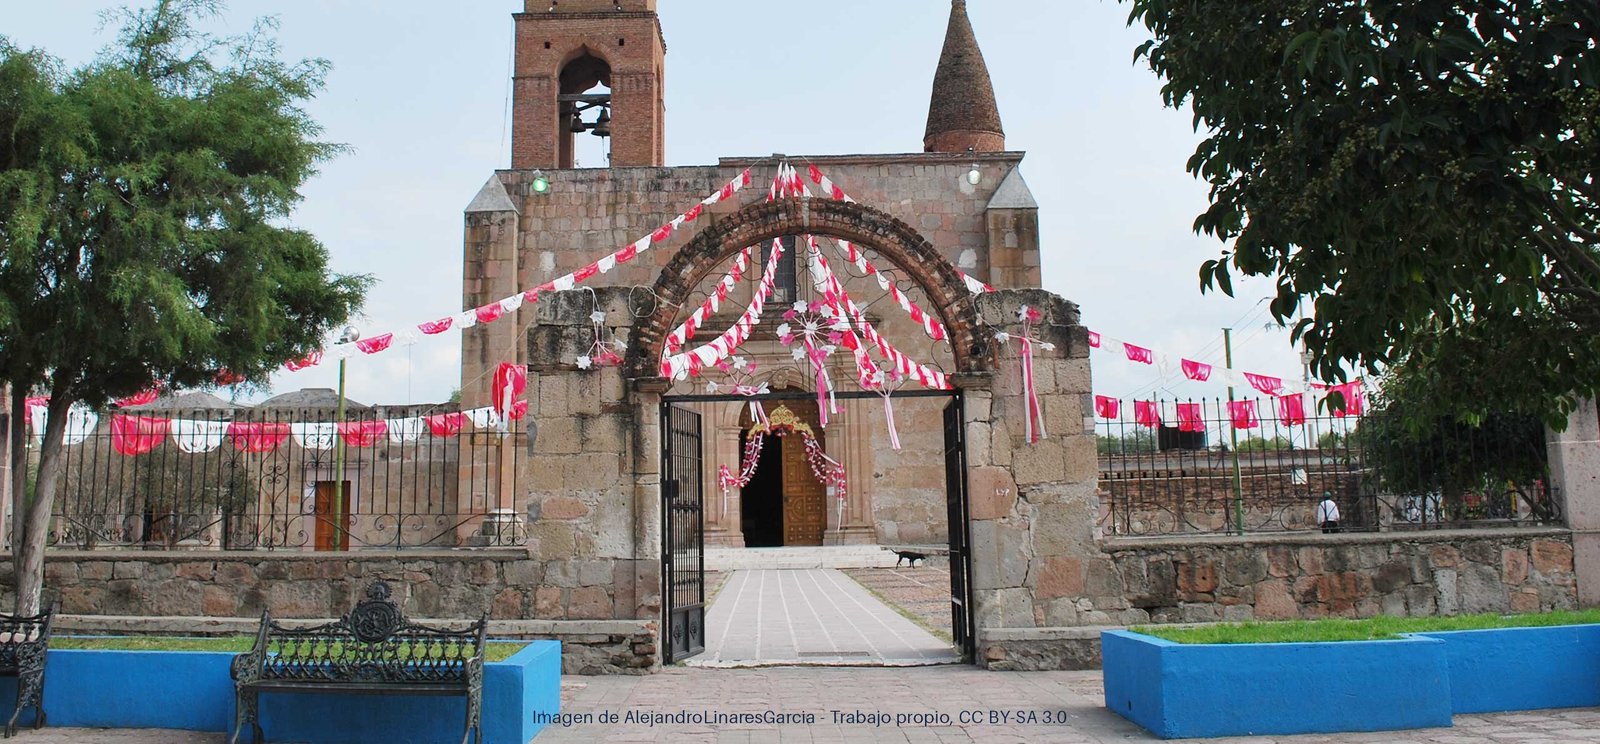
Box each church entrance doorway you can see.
[660,389,973,666]
[737,400,828,548]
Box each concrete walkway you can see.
[14,668,1600,742]
[687,568,958,667]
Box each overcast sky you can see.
[8,0,1307,407]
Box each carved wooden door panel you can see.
[782,431,827,546]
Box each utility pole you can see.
[1225,328,1245,534]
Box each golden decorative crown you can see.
[748,404,815,437]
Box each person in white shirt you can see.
[1316,492,1341,533]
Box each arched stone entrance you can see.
[625,198,992,382]
[518,195,1098,673]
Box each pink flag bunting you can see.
[475,303,504,325]
[1277,394,1306,426]
[1124,343,1154,365]
[229,422,291,453]
[111,415,170,455]
[285,351,322,372]
[1228,400,1260,429]
[1134,400,1161,427]
[418,317,453,335]
[1087,331,1101,348]
[1094,395,1120,419]
[1181,359,1212,381]
[1244,372,1284,395]
[1328,380,1365,417]
[425,412,465,437]
[116,386,161,408]
[337,420,388,448]
[356,334,393,355]
[1176,403,1204,432]
[492,362,528,424]
[651,224,673,243]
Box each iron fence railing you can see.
[38,407,520,550]
[1096,396,1560,536]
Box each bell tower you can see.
[509,0,666,169]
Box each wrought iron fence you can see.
[40,407,520,550]
[1096,396,1560,536]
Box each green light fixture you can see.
[531,169,550,194]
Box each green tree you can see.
[1237,435,1291,452]
[1123,0,1600,425]
[1359,358,1547,504]
[1097,428,1159,454]
[0,1,367,613]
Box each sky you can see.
[6,0,1308,407]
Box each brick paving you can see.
[841,566,955,641]
[12,668,1600,742]
[687,569,957,667]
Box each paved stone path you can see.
[13,668,1600,742]
[687,568,958,667]
[841,566,955,640]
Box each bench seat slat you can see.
[243,680,467,695]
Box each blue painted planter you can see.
[1102,630,1453,739]
[0,640,560,744]
[1414,625,1600,714]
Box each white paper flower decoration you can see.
[576,355,593,370]
[590,310,606,323]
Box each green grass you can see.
[1137,609,1600,644]
[54,635,529,662]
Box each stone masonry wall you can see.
[2,550,656,674]
[1099,529,1576,625]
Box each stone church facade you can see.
[455,0,1107,670]
[460,0,1044,551]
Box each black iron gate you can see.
[662,404,705,663]
[943,396,976,660]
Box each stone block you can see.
[540,495,591,520]
[1532,539,1575,574]
[1176,559,1218,599]
[491,588,525,619]
[1254,579,1298,620]
[967,467,1018,520]
[1459,563,1504,614]
[78,562,112,581]
[1503,548,1530,585]
[534,586,563,618]
[1266,546,1296,578]
[974,587,1035,629]
[1509,588,1540,614]
[1430,545,1460,568]
[1373,560,1412,594]
[569,586,613,619]
[1223,552,1268,587]
[201,585,238,614]
[1034,556,1084,600]
[1436,568,1460,614]
[545,561,580,588]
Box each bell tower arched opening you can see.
[558,49,612,168]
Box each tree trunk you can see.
[8,386,24,592]
[14,393,70,616]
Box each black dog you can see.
[893,550,928,568]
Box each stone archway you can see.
[625,198,993,381]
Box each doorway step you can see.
[706,545,904,571]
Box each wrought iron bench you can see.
[0,604,54,738]
[229,581,486,744]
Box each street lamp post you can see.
[333,326,359,550]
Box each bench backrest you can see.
[0,605,54,673]
[247,582,485,684]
